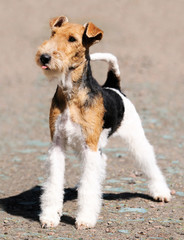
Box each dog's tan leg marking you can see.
[49,86,67,140]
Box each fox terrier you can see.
[35,16,171,229]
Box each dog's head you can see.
[35,16,103,77]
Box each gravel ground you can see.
[0,1,184,239]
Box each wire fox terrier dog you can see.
[36,16,171,229]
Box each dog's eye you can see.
[68,36,77,42]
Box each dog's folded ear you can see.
[83,22,103,47]
[50,16,68,29]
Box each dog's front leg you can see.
[76,148,106,229]
[40,144,65,228]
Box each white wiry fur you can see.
[107,88,171,202]
[40,145,65,227]
[90,53,120,77]
[76,149,106,229]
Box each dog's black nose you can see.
[40,54,51,65]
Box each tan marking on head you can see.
[50,16,68,29]
[83,22,103,47]
[36,21,86,75]
[69,93,105,151]
[85,22,103,40]
[36,16,103,83]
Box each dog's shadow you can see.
[0,186,154,226]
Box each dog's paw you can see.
[75,216,96,230]
[40,211,61,228]
[149,181,171,203]
[75,220,95,230]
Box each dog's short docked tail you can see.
[90,53,121,90]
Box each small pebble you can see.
[128,179,136,184]
[171,189,176,195]
[105,227,110,233]
[154,225,163,229]
[105,227,115,233]
[134,234,140,238]
[162,223,170,227]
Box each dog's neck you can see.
[57,58,91,100]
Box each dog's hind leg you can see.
[117,95,171,202]
[39,144,65,228]
[76,149,106,229]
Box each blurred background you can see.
[0,1,184,238]
[0,0,183,155]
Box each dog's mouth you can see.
[41,65,50,70]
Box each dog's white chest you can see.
[55,108,84,150]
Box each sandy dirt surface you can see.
[0,0,184,239]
